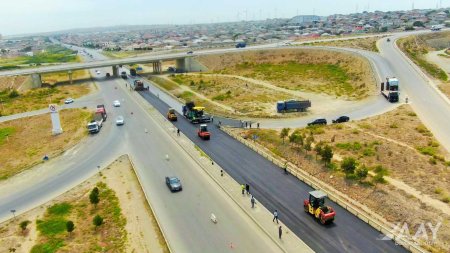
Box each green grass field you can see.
[0,45,79,70]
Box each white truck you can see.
[87,105,107,134]
[381,77,399,103]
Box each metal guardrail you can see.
[222,128,428,253]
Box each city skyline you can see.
[0,0,449,36]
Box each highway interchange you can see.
[0,31,448,252]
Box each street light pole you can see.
[10,209,16,219]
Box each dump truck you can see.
[381,77,399,103]
[133,80,148,91]
[182,102,211,123]
[167,108,178,121]
[87,106,107,133]
[277,100,311,113]
[236,42,246,48]
[303,190,336,225]
[198,124,211,140]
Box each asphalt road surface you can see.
[138,86,408,253]
[0,68,284,253]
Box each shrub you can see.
[341,157,357,174]
[93,215,103,229]
[20,220,30,233]
[355,165,369,181]
[321,145,333,164]
[8,90,19,98]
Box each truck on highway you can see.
[276,100,311,113]
[182,102,211,123]
[130,68,137,77]
[381,77,399,103]
[88,105,107,133]
[121,71,127,79]
[133,80,148,91]
[236,42,246,48]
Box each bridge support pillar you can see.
[31,73,42,88]
[176,57,208,73]
[112,65,119,77]
[152,61,162,74]
[68,71,73,84]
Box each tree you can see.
[89,188,100,208]
[304,141,312,154]
[341,157,357,175]
[93,215,103,229]
[289,130,303,149]
[314,143,323,160]
[379,27,388,32]
[19,220,30,234]
[321,145,333,165]
[355,165,369,181]
[66,221,75,235]
[279,128,290,144]
[413,21,424,27]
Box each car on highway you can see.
[113,100,121,107]
[64,98,74,104]
[116,116,124,125]
[332,116,350,123]
[307,118,327,126]
[187,51,194,54]
[95,70,101,74]
[165,176,182,192]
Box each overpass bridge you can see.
[0,52,208,87]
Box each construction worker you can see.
[245,184,250,195]
[251,195,256,208]
[273,210,279,224]
[278,226,283,239]
[241,184,245,195]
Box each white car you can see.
[64,98,74,104]
[116,116,124,125]
[113,100,121,107]
[96,70,101,75]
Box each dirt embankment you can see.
[303,36,382,52]
[0,155,168,253]
[197,48,376,100]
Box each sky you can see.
[0,0,448,35]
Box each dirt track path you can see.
[184,73,373,115]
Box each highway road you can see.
[0,68,284,252]
[137,79,408,253]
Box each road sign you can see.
[49,104,57,113]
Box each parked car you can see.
[64,98,74,104]
[113,100,121,107]
[307,118,327,126]
[187,51,194,54]
[332,116,350,123]
[165,176,182,192]
[116,116,124,125]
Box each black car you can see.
[307,118,327,126]
[165,176,182,192]
[332,116,350,123]
[187,51,194,54]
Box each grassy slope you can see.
[397,33,449,81]
[0,84,92,116]
[303,36,381,52]
[197,49,375,100]
[0,109,91,179]
[31,182,127,253]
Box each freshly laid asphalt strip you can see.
[138,90,408,253]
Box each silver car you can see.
[116,116,124,125]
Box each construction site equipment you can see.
[198,124,211,140]
[182,102,211,123]
[303,190,336,224]
[167,108,178,121]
